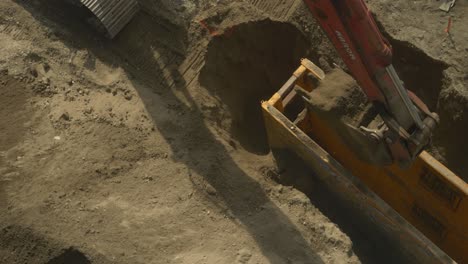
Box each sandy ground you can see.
[0,0,466,263]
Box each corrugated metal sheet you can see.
[80,0,139,38]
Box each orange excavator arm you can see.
[303,0,439,167]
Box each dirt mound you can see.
[0,1,363,263]
[200,19,311,154]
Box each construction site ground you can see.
[0,0,466,263]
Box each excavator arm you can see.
[303,0,439,167]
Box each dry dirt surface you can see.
[0,0,466,264]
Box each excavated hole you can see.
[200,20,312,155]
[47,247,91,264]
[377,28,468,179]
[390,36,448,111]
[386,36,468,179]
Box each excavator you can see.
[261,0,467,263]
[75,0,466,262]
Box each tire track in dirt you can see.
[247,0,301,20]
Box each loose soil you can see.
[0,0,466,263]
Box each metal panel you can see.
[80,0,139,38]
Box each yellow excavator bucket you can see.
[262,59,467,263]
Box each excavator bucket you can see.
[262,59,467,263]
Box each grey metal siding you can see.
[81,0,139,38]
